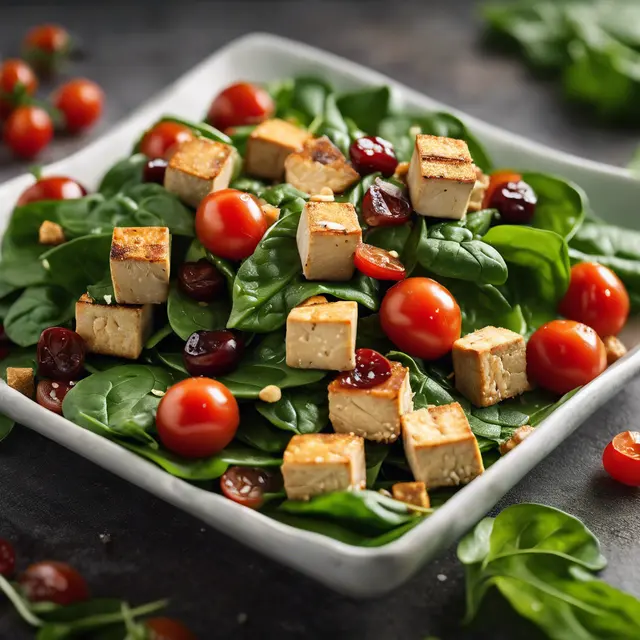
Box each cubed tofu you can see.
[38,220,66,246]
[467,167,490,212]
[402,403,484,488]
[110,227,170,305]
[76,294,153,360]
[284,136,359,195]
[296,201,361,281]
[604,335,627,365]
[6,367,34,398]
[499,425,535,455]
[408,134,476,219]
[286,300,357,371]
[261,202,280,227]
[245,118,311,180]
[453,326,529,408]
[392,481,430,508]
[329,361,413,443]
[282,433,366,500]
[164,138,237,207]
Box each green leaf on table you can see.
[167,282,230,340]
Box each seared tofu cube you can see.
[75,294,153,360]
[402,403,484,488]
[110,227,170,305]
[499,425,535,455]
[604,335,627,365]
[329,361,413,443]
[285,136,359,195]
[286,300,357,371]
[296,201,361,281]
[38,220,65,246]
[282,433,366,500]
[408,134,476,219]
[467,167,490,213]
[392,481,430,508]
[245,119,311,180]
[164,138,237,208]
[453,326,528,408]
[6,367,34,398]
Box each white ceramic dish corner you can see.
[1,33,639,598]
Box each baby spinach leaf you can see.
[366,224,412,255]
[154,115,232,145]
[218,445,282,467]
[464,209,497,237]
[87,277,115,305]
[356,313,394,353]
[284,76,333,125]
[167,282,230,340]
[0,415,14,443]
[98,153,147,196]
[145,323,173,350]
[337,86,391,135]
[230,176,267,197]
[571,220,640,261]
[236,409,293,453]
[365,442,389,488]
[308,93,351,155]
[256,385,329,434]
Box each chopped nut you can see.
[603,335,627,365]
[499,425,535,455]
[6,367,35,398]
[39,220,66,246]
[393,161,410,179]
[467,167,490,212]
[261,203,280,227]
[259,385,282,403]
[388,250,399,258]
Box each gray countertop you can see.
[0,2,639,638]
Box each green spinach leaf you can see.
[98,153,147,196]
[167,282,230,340]
[256,385,329,434]
[336,86,391,135]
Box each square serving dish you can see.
[1,33,639,598]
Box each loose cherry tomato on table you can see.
[196,189,267,260]
[207,82,274,131]
[156,378,239,458]
[146,617,197,640]
[482,169,522,208]
[380,277,461,360]
[603,431,640,487]
[19,561,89,606]
[36,380,75,415]
[349,136,398,177]
[0,538,16,577]
[17,175,87,206]
[221,466,282,509]
[23,24,71,73]
[526,319,607,395]
[559,262,629,337]
[53,79,104,133]
[0,59,38,118]
[354,243,406,281]
[3,105,53,159]
[139,121,193,159]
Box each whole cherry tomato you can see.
[19,561,89,606]
[0,538,16,577]
[146,617,197,640]
[559,262,629,337]
[156,378,239,458]
[207,82,274,131]
[140,121,193,159]
[23,24,71,73]
[53,79,104,133]
[3,106,53,159]
[482,169,522,209]
[220,466,281,509]
[354,243,406,281]
[0,59,38,118]
[380,277,461,360]
[196,189,267,260]
[17,175,87,207]
[527,319,607,395]
[603,431,640,487]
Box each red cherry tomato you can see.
[53,79,104,133]
[220,466,281,509]
[19,561,89,606]
[146,617,197,640]
[156,378,239,458]
[354,243,406,281]
[0,538,16,577]
[3,106,53,159]
[207,82,274,131]
[527,319,607,395]
[603,431,640,487]
[0,59,38,118]
[17,175,87,207]
[380,277,461,360]
[196,189,267,260]
[140,121,193,159]
[559,262,629,337]
[482,169,522,208]
[24,24,70,56]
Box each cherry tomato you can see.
[603,431,640,487]
[220,466,281,509]
[146,617,197,640]
[0,59,37,118]
[36,380,75,415]
[527,320,607,395]
[354,243,406,281]
[482,169,522,208]
[53,79,104,133]
[196,189,267,260]
[140,121,193,159]
[380,277,461,360]
[559,262,629,337]
[156,378,239,458]
[0,538,16,577]
[3,106,53,159]
[17,175,87,207]
[207,82,274,131]
[19,561,89,606]
[23,24,70,73]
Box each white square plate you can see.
[1,34,639,598]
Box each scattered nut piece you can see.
[499,425,536,456]
[408,126,422,138]
[261,203,280,227]
[393,161,410,180]
[150,389,166,397]
[6,367,35,399]
[259,384,282,403]
[392,481,430,509]
[603,335,627,365]
[467,166,490,213]
[38,220,66,246]
[388,250,399,259]
[309,188,335,203]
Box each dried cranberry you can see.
[349,136,398,177]
[36,380,75,415]
[143,157,168,185]
[338,348,392,389]
[220,466,282,509]
[178,259,225,302]
[488,180,537,225]
[362,178,412,227]
[183,330,243,377]
[19,561,89,606]
[0,538,16,577]
[37,328,85,380]
[146,617,197,640]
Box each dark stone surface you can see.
[0,2,638,638]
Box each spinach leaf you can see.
[571,220,640,260]
[218,445,282,467]
[151,115,232,145]
[336,86,391,135]
[87,277,115,305]
[167,282,230,341]
[256,385,329,434]
[230,176,267,197]
[0,282,20,320]
[309,93,351,155]
[236,409,292,453]
[0,415,14,443]
[366,224,412,255]
[98,153,147,196]
[355,313,394,353]
[145,324,173,350]
[464,209,497,237]
[365,442,389,488]
[284,76,333,125]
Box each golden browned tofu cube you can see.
[499,425,535,455]
[38,220,66,246]
[408,134,476,219]
[110,227,170,305]
[603,335,627,365]
[284,136,359,195]
[296,201,361,281]
[164,138,237,207]
[453,326,528,408]
[467,167,490,212]
[329,361,413,443]
[402,403,484,488]
[245,118,311,180]
[392,481,430,508]
[286,300,357,370]
[6,367,34,398]
[75,294,153,360]
[282,433,366,500]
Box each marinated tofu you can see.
[296,201,361,281]
[110,227,170,305]
[499,425,535,455]
[285,136,359,195]
[453,326,529,407]
[402,403,484,488]
[603,335,627,365]
[328,361,413,443]
[392,481,430,508]
[286,300,357,371]
[75,293,153,360]
[6,367,34,398]
[407,134,476,219]
[467,167,490,212]
[282,433,366,500]
[38,220,66,246]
